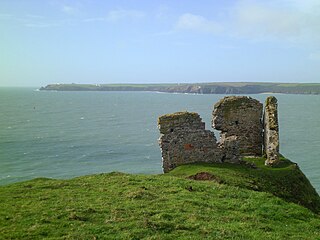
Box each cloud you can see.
[285,0,320,12]
[152,30,175,36]
[155,5,170,20]
[231,0,320,42]
[170,1,320,44]
[24,23,60,28]
[309,52,320,60]
[0,13,14,18]
[82,17,106,23]
[106,9,145,22]
[175,13,223,34]
[26,14,44,19]
[233,1,301,39]
[61,5,80,15]
[82,9,145,24]
[0,13,52,27]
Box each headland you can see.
[40,82,320,94]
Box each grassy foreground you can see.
[1,158,320,239]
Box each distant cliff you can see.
[40,82,320,94]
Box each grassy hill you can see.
[1,157,320,239]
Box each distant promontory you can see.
[40,82,320,94]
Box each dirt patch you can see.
[188,172,224,183]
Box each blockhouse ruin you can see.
[158,96,280,172]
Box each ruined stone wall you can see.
[212,96,263,156]
[158,112,223,173]
[158,96,280,172]
[264,96,280,165]
[219,136,240,163]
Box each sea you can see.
[1,88,319,193]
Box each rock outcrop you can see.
[158,112,223,173]
[212,96,263,156]
[264,96,280,165]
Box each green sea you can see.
[1,88,319,192]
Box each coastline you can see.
[39,82,320,95]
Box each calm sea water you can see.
[1,88,319,193]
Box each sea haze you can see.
[1,88,319,193]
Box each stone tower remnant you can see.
[158,112,223,173]
[212,96,263,156]
[158,96,280,172]
[263,96,280,166]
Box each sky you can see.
[1,0,320,87]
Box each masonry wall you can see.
[158,112,222,173]
[212,96,263,156]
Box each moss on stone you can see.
[158,111,200,124]
[214,96,262,121]
[265,96,278,130]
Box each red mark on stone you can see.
[184,144,194,150]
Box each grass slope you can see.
[168,157,320,213]
[1,158,320,239]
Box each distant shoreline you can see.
[40,82,320,95]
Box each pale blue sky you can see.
[1,0,320,86]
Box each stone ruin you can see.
[158,112,222,173]
[158,96,280,172]
[263,96,280,166]
[212,96,263,156]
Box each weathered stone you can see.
[158,112,222,173]
[264,96,280,166]
[219,136,240,163]
[158,112,205,134]
[157,96,281,172]
[212,96,263,156]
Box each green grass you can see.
[168,157,320,213]
[277,83,320,87]
[1,158,320,239]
